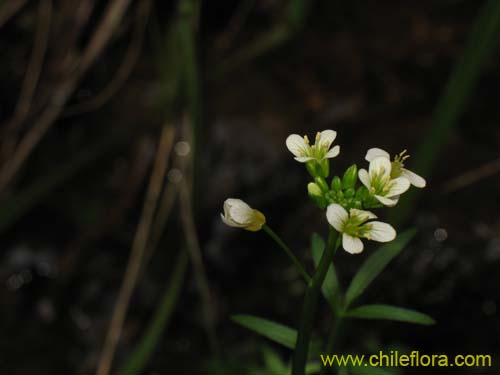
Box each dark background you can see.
[0,0,499,374]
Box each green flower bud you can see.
[342,164,358,190]
[345,188,355,198]
[307,182,326,208]
[355,186,367,200]
[331,176,342,191]
[307,182,322,197]
[314,176,329,192]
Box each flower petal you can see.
[318,130,337,149]
[374,194,398,207]
[386,177,410,197]
[358,169,371,189]
[286,134,308,158]
[324,145,340,159]
[326,203,348,232]
[225,198,253,224]
[342,233,364,254]
[364,221,396,242]
[221,213,238,227]
[295,156,315,163]
[369,156,392,180]
[402,168,426,188]
[365,148,390,162]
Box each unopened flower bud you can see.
[342,164,358,189]
[308,182,326,208]
[308,182,322,197]
[331,176,342,191]
[314,177,329,192]
[345,188,355,198]
[221,199,266,231]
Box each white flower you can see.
[358,156,410,206]
[365,148,426,188]
[326,203,396,254]
[286,130,340,163]
[221,198,266,232]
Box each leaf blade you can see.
[346,304,435,325]
[231,314,297,349]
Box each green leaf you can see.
[305,362,322,374]
[311,233,340,311]
[231,314,297,349]
[346,304,435,325]
[261,346,288,374]
[344,229,416,308]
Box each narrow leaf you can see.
[344,229,415,308]
[311,233,340,311]
[261,346,288,374]
[346,304,435,325]
[231,314,297,349]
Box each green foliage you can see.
[311,233,340,312]
[231,314,297,350]
[344,229,416,308]
[262,346,289,374]
[346,304,435,326]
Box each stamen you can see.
[315,132,321,143]
[304,135,310,145]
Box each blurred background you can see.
[1,0,499,374]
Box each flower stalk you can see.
[292,228,340,375]
[263,224,311,283]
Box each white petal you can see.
[295,156,314,163]
[374,194,398,207]
[402,168,426,188]
[386,177,410,197]
[324,145,340,159]
[342,233,364,254]
[221,213,238,227]
[286,134,308,157]
[350,208,377,221]
[365,148,390,162]
[358,169,371,189]
[225,198,253,224]
[369,156,391,180]
[318,130,337,148]
[326,203,348,232]
[364,221,396,242]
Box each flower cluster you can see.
[221,129,425,255]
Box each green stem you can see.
[320,315,343,375]
[292,229,339,375]
[263,224,311,283]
